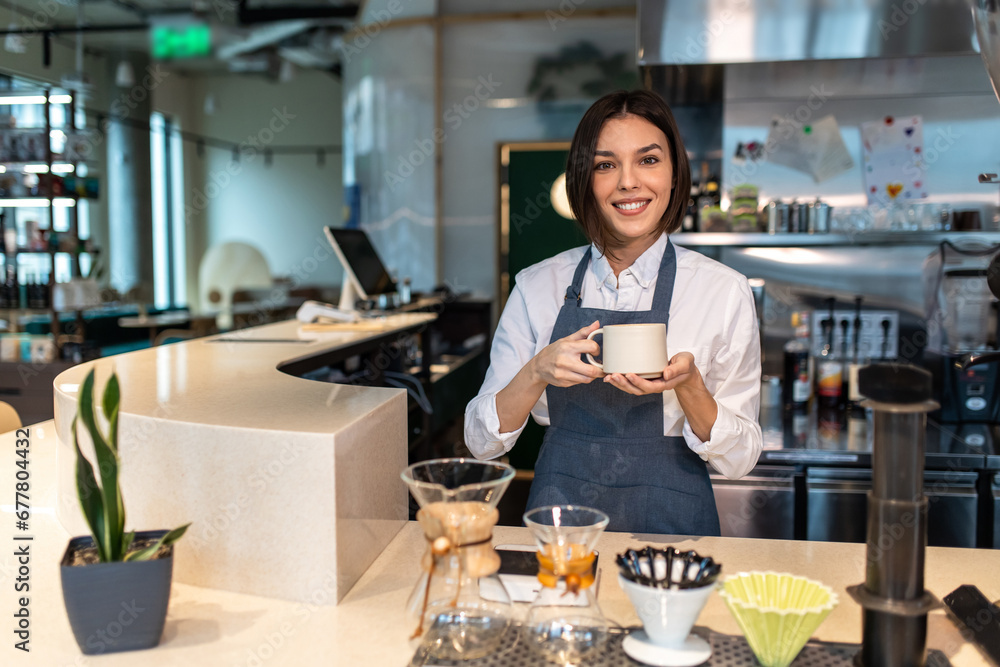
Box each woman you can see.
[464,90,762,536]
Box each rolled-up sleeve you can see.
[464,283,547,460]
[682,278,762,479]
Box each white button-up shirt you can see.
[464,233,762,479]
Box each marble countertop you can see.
[51,314,435,436]
[3,422,998,666]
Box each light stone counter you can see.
[47,314,435,605]
[3,423,998,666]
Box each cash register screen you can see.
[324,227,397,298]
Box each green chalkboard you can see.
[500,143,588,470]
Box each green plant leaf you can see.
[122,530,135,556]
[125,523,191,562]
[73,415,108,563]
[79,370,124,562]
[102,373,120,452]
[107,401,125,542]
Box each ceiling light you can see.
[0,95,47,105]
[115,60,136,87]
[23,164,75,174]
[4,23,27,54]
[278,59,296,83]
[0,198,76,208]
[0,95,73,105]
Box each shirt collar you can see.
[590,232,668,290]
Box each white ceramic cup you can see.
[585,323,668,379]
[618,574,714,647]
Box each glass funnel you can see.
[401,458,515,661]
[523,505,611,665]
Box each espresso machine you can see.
[924,242,1000,423]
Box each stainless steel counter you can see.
[712,405,997,549]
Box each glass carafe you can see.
[523,505,611,664]
[401,458,515,661]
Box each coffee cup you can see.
[585,323,668,379]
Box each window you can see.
[150,111,186,308]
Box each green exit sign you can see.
[151,24,212,60]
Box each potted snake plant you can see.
[60,368,190,655]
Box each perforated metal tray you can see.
[410,625,952,666]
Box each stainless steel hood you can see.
[638,0,980,66]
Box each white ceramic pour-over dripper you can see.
[618,574,714,648]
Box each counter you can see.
[3,423,998,666]
[714,405,997,547]
[48,314,435,604]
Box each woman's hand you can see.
[604,351,718,441]
[603,351,703,395]
[530,320,605,388]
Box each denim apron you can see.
[525,241,721,536]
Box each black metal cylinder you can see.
[865,496,927,600]
[851,364,939,667]
[861,608,928,667]
[870,411,925,501]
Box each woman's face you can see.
[591,114,674,246]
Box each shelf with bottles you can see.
[0,172,97,202]
[0,87,97,355]
[671,230,1000,247]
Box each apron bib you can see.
[525,241,721,536]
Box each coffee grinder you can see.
[923,242,1000,423]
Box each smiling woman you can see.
[565,90,692,269]
[464,89,762,537]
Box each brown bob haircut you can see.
[565,90,691,259]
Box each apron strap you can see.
[649,238,677,315]
[564,247,592,305]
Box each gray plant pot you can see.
[60,530,173,655]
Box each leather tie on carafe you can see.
[411,501,499,639]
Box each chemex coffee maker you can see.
[924,241,1000,423]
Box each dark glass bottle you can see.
[782,311,813,411]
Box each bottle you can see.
[815,299,844,410]
[8,268,21,310]
[782,311,813,411]
[40,272,50,309]
[399,277,412,305]
[28,273,42,310]
[846,296,866,411]
[839,316,851,404]
[0,267,8,309]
